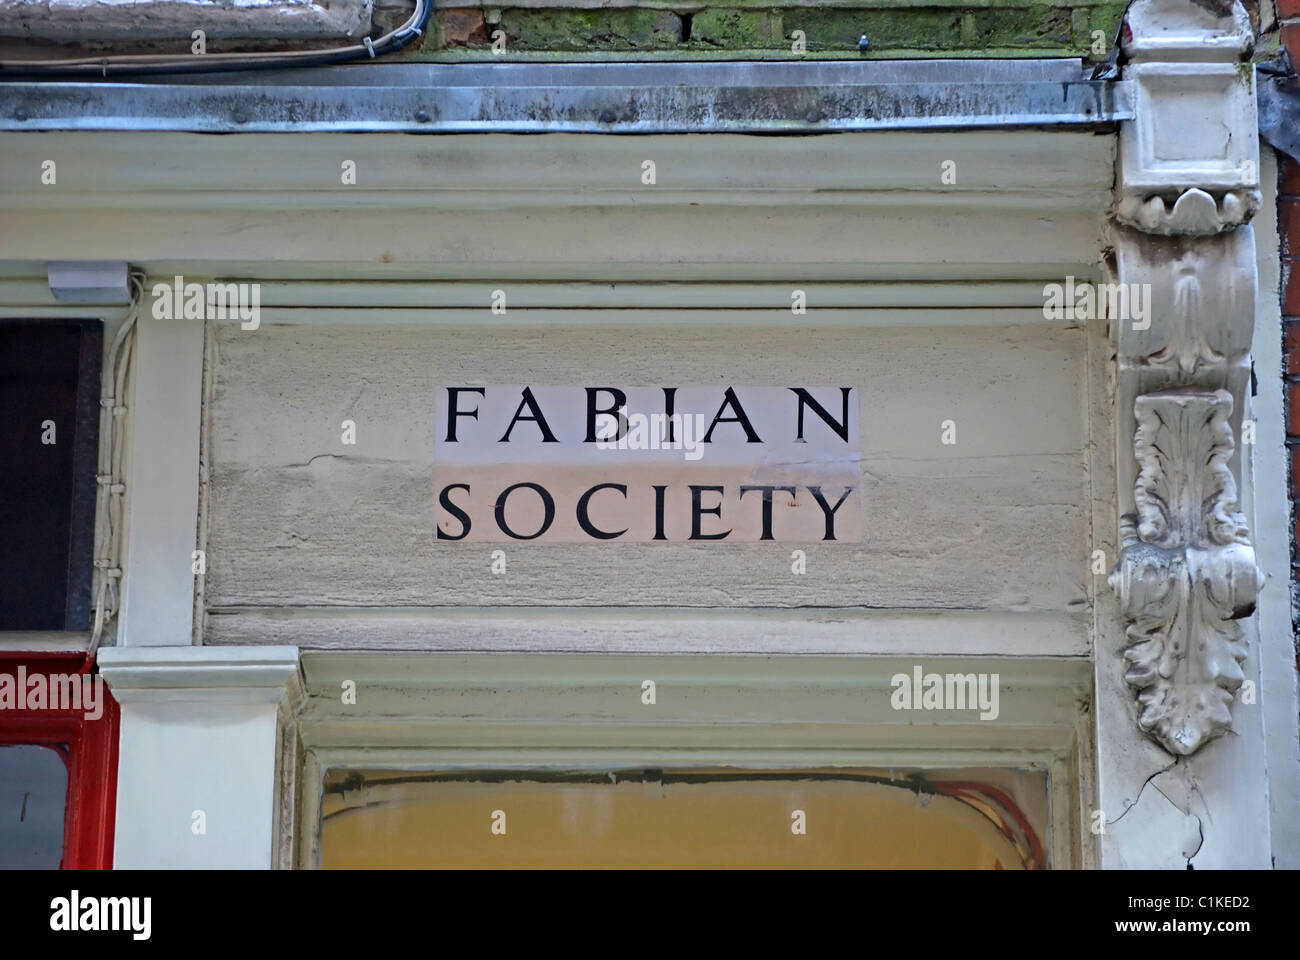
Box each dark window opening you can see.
[0,320,102,630]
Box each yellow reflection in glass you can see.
[321,769,1045,869]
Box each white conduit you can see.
[86,271,144,665]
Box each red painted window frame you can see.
[0,651,119,869]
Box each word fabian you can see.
[437,482,856,541]
[444,386,854,446]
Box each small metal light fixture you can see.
[46,261,130,304]
[858,35,870,53]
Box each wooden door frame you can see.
[0,651,119,869]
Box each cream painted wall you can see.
[204,318,1090,654]
[6,125,1292,869]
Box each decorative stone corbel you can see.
[1109,0,1263,756]
[1115,187,1260,236]
[1115,0,1259,236]
[1108,387,1264,754]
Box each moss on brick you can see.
[689,9,781,48]
[965,6,1072,49]
[788,9,963,52]
[1080,2,1126,58]
[434,5,1123,56]
[497,9,682,49]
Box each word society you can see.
[437,479,857,541]
[434,385,862,543]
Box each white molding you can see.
[1250,148,1300,868]
[298,651,1090,737]
[116,304,205,647]
[99,645,302,869]
[222,281,1064,310]
[294,651,1090,868]
[206,607,1091,658]
[1121,0,1253,63]
[0,131,1113,203]
[1115,6,1260,236]
[210,307,1063,328]
[0,632,90,652]
[1121,62,1259,194]
[0,130,1112,283]
[99,644,301,702]
[0,210,1107,285]
[0,279,1087,314]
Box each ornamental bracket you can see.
[1109,0,1263,756]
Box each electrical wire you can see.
[1,0,428,79]
[81,271,145,674]
[931,779,1047,869]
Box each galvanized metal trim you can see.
[0,60,1133,132]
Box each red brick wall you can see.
[1283,0,1300,65]
[1282,43,1300,655]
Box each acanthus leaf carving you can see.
[1114,187,1262,237]
[1109,388,1263,755]
[1113,227,1255,379]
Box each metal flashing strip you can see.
[0,60,1132,133]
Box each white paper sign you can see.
[434,385,862,543]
